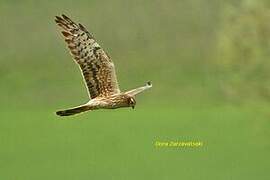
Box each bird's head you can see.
[128,97,136,109]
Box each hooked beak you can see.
[132,106,135,109]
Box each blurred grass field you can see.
[0,0,270,179]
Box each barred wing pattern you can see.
[55,14,120,99]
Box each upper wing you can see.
[55,14,120,99]
[125,82,152,96]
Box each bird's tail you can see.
[56,104,92,116]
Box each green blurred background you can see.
[1,0,270,179]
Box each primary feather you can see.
[55,14,120,99]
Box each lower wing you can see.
[124,81,152,96]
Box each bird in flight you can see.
[55,14,152,116]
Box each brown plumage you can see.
[55,14,152,116]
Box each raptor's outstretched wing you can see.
[125,81,152,96]
[55,14,120,99]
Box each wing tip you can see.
[62,14,69,19]
[55,15,64,21]
[56,110,65,116]
[147,81,152,87]
[54,14,72,23]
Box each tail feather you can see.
[56,104,91,116]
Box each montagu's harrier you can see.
[55,14,152,116]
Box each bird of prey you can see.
[55,14,152,116]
